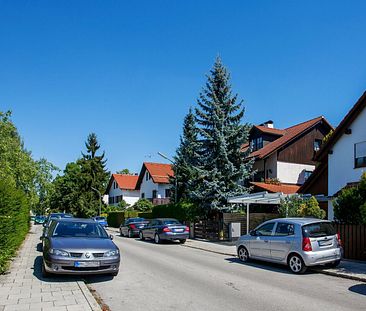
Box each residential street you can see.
[87,232,366,311]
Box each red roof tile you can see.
[113,174,139,190]
[253,125,286,136]
[249,116,331,159]
[144,162,174,184]
[251,182,300,194]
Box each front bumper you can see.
[302,248,342,266]
[44,256,120,275]
[160,232,189,241]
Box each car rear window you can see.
[163,219,180,225]
[302,222,336,238]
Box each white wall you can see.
[140,171,171,199]
[277,161,315,184]
[108,180,140,206]
[328,106,366,219]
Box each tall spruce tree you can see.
[173,108,200,201]
[192,57,253,210]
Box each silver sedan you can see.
[236,218,342,274]
[42,218,120,277]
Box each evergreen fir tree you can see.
[172,108,200,201]
[192,57,253,210]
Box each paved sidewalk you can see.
[183,238,366,282]
[0,225,101,311]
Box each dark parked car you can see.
[92,216,108,227]
[42,213,74,237]
[34,215,46,225]
[119,218,149,237]
[42,218,120,277]
[139,218,189,244]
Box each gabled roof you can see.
[105,174,139,194]
[136,162,174,189]
[315,91,366,161]
[252,125,286,136]
[251,182,300,194]
[249,116,333,159]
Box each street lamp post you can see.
[91,187,102,216]
[157,152,177,204]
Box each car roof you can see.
[53,218,96,224]
[264,218,330,226]
[155,218,179,221]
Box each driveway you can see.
[87,231,366,311]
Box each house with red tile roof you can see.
[136,162,174,205]
[299,92,366,220]
[246,117,333,194]
[105,174,140,206]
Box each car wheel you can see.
[154,233,161,244]
[179,239,186,244]
[139,231,145,241]
[288,254,307,274]
[42,261,51,278]
[326,259,341,268]
[238,246,249,262]
[128,230,133,238]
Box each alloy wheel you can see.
[238,247,248,262]
[289,255,303,273]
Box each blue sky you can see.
[1,1,366,174]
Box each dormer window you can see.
[251,137,263,151]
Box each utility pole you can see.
[157,152,177,203]
[91,187,102,216]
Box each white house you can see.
[136,162,173,205]
[105,174,140,206]
[309,92,366,220]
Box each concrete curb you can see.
[182,243,366,283]
[77,281,102,310]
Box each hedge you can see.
[107,211,153,227]
[0,180,30,274]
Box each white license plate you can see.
[74,261,100,268]
[318,240,332,246]
[175,229,184,232]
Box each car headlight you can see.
[49,248,69,257]
[104,249,119,257]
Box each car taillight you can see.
[185,226,190,232]
[129,224,136,229]
[163,227,171,232]
[302,237,312,251]
[336,233,342,247]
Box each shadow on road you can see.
[349,284,366,296]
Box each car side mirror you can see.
[110,235,114,240]
[249,230,256,236]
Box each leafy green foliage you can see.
[333,172,366,224]
[190,57,253,210]
[279,195,325,219]
[298,196,326,219]
[152,200,203,222]
[132,199,154,212]
[106,210,153,227]
[116,169,131,174]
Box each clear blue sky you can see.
[1,1,366,174]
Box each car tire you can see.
[237,246,249,262]
[179,239,186,244]
[326,259,341,268]
[288,254,307,274]
[154,233,161,244]
[119,229,124,237]
[139,231,145,241]
[42,261,51,278]
[128,230,133,238]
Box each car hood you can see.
[50,237,117,251]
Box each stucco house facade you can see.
[105,174,140,206]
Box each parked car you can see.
[42,218,120,277]
[139,218,189,244]
[34,215,46,225]
[42,213,74,236]
[92,216,108,227]
[120,218,149,237]
[236,218,342,274]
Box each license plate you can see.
[175,229,184,232]
[74,261,100,268]
[318,240,332,246]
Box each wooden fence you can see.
[193,220,220,240]
[333,223,366,261]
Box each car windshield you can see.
[163,219,181,225]
[52,222,109,238]
[302,222,336,238]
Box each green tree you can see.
[132,199,154,212]
[279,196,304,217]
[192,57,253,210]
[298,196,326,219]
[116,169,131,175]
[173,108,200,201]
[117,199,130,210]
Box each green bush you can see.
[107,211,125,228]
[298,196,326,219]
[132,199,154,212]
[152,200,202,222]
[279,195,325,219]
[0,180,30,274]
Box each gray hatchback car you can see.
[236,218,342,274]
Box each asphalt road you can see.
[87,232,366,311]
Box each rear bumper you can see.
[160,232,189,241]
[44,256,120,275]
[302,248,342,266]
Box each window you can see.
[274,223,294,236]
[152,190,157,199]
[256,222,275,236]
[251,137,263,151]
[304,170,312,181]
[116,195,123,203]
[314,139,322,152]
[146,172,150,181]
[141,193,145,199]
[165,189,171,198]
[355,142,366,168]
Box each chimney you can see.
[260,120,274,128]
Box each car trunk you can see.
[302,222,338,252]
